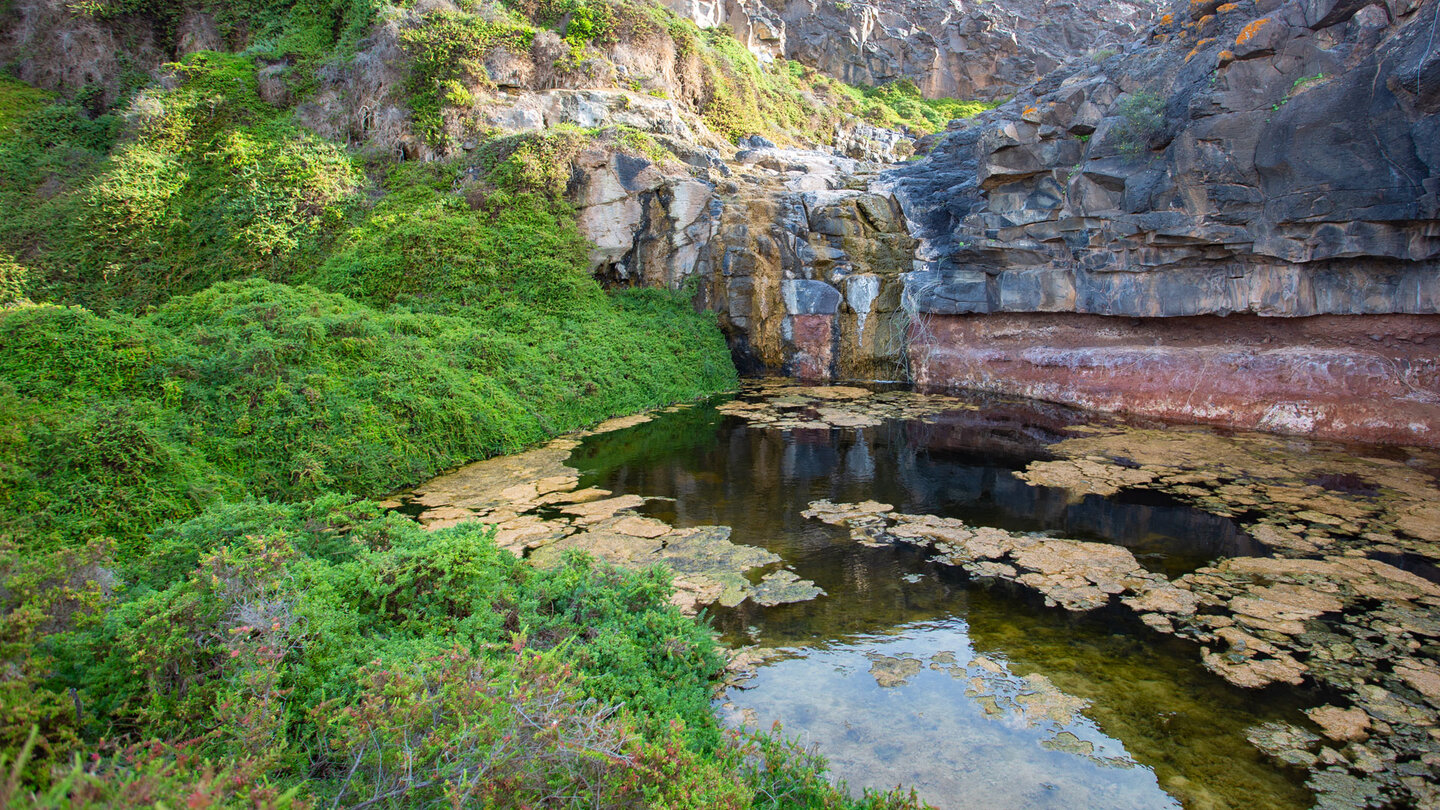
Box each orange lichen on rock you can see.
[1161,12,1174,23]
[1218,49,1236,63]
[1198,13,1215,25]
[1217,2,1239,12]
[1237,17,1270,44]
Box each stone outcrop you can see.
[660,0,1164,100]
[869,0,1440,445]
[565,140,920,380]
[563,0,1440,445]
[887,0,1440,318]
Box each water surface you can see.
[567,389,1320,809]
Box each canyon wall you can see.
[880,0,1440,445]
[589,0,1439,446]
[659,0,1163,100]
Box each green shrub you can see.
[19,499,926,807]
[0,274,733,550]
[312,177,593,309]
[2,735,309,810]
[397,8,536,144]
[0,253,29,306]
[1,53,361,312]
[71,505,721,773]
[1110,90,1166,154]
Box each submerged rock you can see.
[718,380,970,430]
[867,654,923,688]
[803,479,1440,804]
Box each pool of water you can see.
[564,388,1321,809]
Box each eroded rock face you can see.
[605,0,1440,447]
[872,0,1440,444]
[888,0,1440,312]
[659,0,1164,101]
[908,312,1440,446]
[566,141,920,380]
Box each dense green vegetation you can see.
[4,501,922,807]
[0,0,950,804]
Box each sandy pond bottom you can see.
[403,380,1440,810]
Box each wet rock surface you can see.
[1018,422,1440,562]
[559,382,1428,807]
[803,467,1440,808]
[401,405,824,614]
[730,385,1440,807]
[715,378,964,427]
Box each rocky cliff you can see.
[879,0,1440,444]
[660,0,1163,100]
[545,0,1440,447]
[570,0,1439,446]
[5,0,1436,446]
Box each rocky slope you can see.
[660,0,1164,100]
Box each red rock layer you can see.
[909,313,1440,446]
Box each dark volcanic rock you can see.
[871,0,1440,444]
[886,0,1440,319]
[661,0,1164,101]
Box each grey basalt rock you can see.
[886,0,1440,319]
[781,279,843,314]
[661,0,1164,101]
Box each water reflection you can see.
[567,393,1313,809]
[725,617,1183,810]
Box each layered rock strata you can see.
[566,0,1440,447]
[567,139,921,380]
[868,0,1440,445]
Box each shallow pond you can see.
[555,382,1440,810]
[402,381,1440,809]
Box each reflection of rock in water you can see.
[567,384,1440,808]
[397,414,824,614]
[801,497,1440,808]
[724,621,1183,810]
[1017,423,1440,564]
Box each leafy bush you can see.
[1,729,308,810]
[0,53,361,312]
[0,253,29,306]
[398,7,536,143]
[56,505,726,787]
[0,497,928,807]
[1110,90,1166,154]
[311,176,592,309]
[0,275,733,550]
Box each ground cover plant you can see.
[0,0,943,805]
